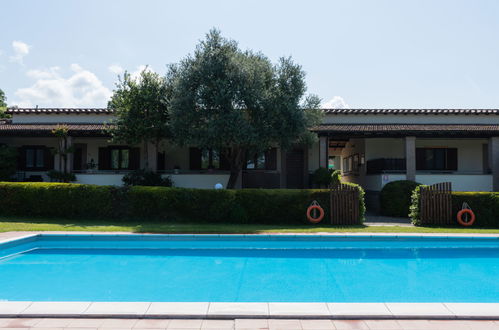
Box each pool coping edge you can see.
[0,302,498,320]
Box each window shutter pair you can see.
[98,147,140,170]
[43,147,54,170]
[446,148,457,171]
[189,148,202,170]
[265,148,277,170]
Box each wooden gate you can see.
[329,183,360,225]
[419,182,452,225]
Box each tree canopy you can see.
[108,69,170,168]
[0,88,8,119]
[168,29,322,188]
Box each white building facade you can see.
[1,107,499,193]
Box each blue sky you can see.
[1,0,499,108]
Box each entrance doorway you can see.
[286,148,305,188]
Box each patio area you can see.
[0,317,497,329]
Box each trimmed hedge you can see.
[380,180,421,217]
[410,186,499,227]
[451,192,499,227]
[0,182,365,225]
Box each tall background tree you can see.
[108,69,170,169]
[169,29,322,188]
[0,88,9,119]
[0,88,16,181]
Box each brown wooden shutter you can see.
[219,149,230,170]
[98,147,110,170]
[17,147,26,171]
[416,148,425,170]
[129,148,140,170]
[447,148,458,171]
[189,147,202,170]
[44,147,54,170]
[265,148,277,170]
[157,152,165,171]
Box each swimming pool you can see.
[0,234,498,302]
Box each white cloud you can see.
[10,41,30,64]
[130,65,154,80]
[321,96,350,109]
[108,64,124,75]
[13,64,112,107]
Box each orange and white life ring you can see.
[307,201,324,224]
[457,209,475,226]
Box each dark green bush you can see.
[0,182,365,225]
[409,185,424,225]
[122,169,173,186]
[451,192,499,227]
[410,188,499,227]
[47,170,77,183]
[380,180,421,217]
[0,145,17,181]
[311,168,342,188]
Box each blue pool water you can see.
[0,234,498,302]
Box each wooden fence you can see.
[329,183,360,225]
[419,182,453,225]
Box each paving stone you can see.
[300,319,335,329]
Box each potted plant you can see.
[86,159,97,173]
[173,165,180,174]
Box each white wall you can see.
[416,174,492,192]
[415,138,487,173]
[12,114,115,124]
[364,138,405,160]
[168,174,230,189]
[75,173,125,186]
[308,141,320,171]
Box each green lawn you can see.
[1,216,499,234]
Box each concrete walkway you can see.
[0,317,498,329]
[364,214,413,227]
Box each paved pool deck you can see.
[1,231,498,322]
[0,317,498,329]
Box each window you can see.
[201,149,220,169]
[25,147,45,169]
[416,148,457,171]
[246,152,266,169]
[110,148,130,170]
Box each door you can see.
[72,144,87,171]
[286,148,305,189]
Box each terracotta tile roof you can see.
[313,124,499,137]
[0,123,111,137]
[323,109,499,115]
[5,107,112,114]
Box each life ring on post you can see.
[307,200,324,224]
[457,202,475,226]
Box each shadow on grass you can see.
[1,216,499,234]
[0,215,370,233]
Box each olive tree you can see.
[0,88,9,119]
[108,69,170,169]
[168,29,322,188]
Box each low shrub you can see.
[410,188,499,227]
[0,182,365,225]
[122,169,173,187]
[47,170,77,183]
[311,168,342,188]
[0,145,17,181]
[380,180,421,217]
[451,192,499,227]
[409,185,424,225]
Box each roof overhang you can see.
[0,123,111,137]
[312,124,499,138]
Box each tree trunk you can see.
[225,147,245,189]
[144,141,149,170]
[226,168,240,189]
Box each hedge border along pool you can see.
[0,182,365,225]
